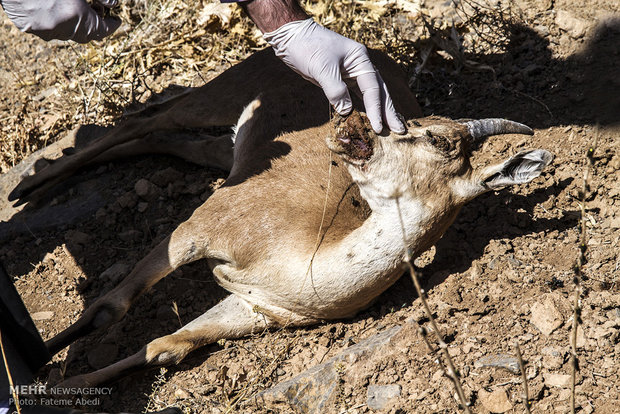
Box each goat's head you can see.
[326,111,553,208]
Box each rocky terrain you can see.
[0,1,618,413]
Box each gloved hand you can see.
[264,18,405,134]
[0,0,121,43]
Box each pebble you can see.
[151,167,183,187]
[555,10,589,39]
[543,372,571,388]
[64,230,91,246]
[478,388,513,413]
[137,202,149,213]
[42,252,57,264]
[541,346,564,370]
[367,384,401,410]
[530,297,563,336]
[117,191,138,208]
[31,311,54,321]
[174,388,190,399]
[474,354,520,374]
[135,178,160,201]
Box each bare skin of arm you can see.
[241,0,308,33]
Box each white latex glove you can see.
[264,18,405,134]
[0,0,121,43]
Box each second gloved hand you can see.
[264,18,405,134]
[0,0,121,43]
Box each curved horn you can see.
[463,119,534,140]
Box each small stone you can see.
[530,297,563,336]
[478,388,513,413]
[137,202,149,213]
[31,311,54,321]
[543,373,571,388]
[474,354,520,374]
[367,384,401,410]
[117,191,138,208]
[174,388,190,399]
[555,10,589,39]
[542,347,565,370]
[42,252,57,264]
[87,343,119,369]
[151,167,183,187]
[100,263,129,283]
[64,230,91,246]
[135,179,160,201]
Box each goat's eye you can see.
[425,130,437,145]
[424,130,455,152]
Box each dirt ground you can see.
[1,0,619,413]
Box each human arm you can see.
[238,0,405,134]
[0,0,121,43]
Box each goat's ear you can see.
[326,111,377,165]
[480,149,553,190]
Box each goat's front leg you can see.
[54,295,271,388]
[46,221,203,355]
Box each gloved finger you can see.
[377,73,406,134]
[315,69,353,116]
[357,72,406,134]
[72,7,121,43]
[356,72,384,133]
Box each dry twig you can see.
[571,126,598,413]
[395,198,471,414]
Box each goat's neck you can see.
[318,184,428,272]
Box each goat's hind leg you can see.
[9,115,170,203]
[54,295,271,388]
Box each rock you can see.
[555,10,589,39]
[174,388,190,399]
[64,230,91,246]
[530,298,563,336]
[135,179,160,201]
[256,326,402,413]
[31,311,54,321]
[137,202,149,213]
[100,263,129,283]
[367,384,401,410]
[609,216,620,229]
[117,191,138,208]
[42,252,57,264]
[151,167,183,187]
[87,343,119,369]
[543,373,571,388]
[478,388,513,413]
[541,347,564,370]
[474,354,520,374]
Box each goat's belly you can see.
[211,260,405,322]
